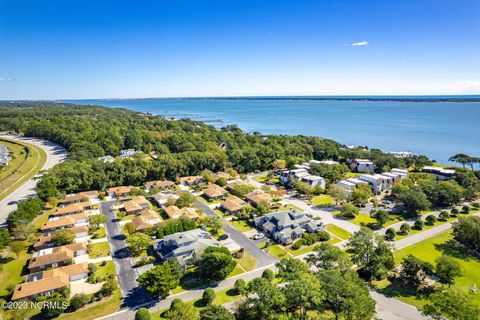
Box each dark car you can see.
[218,234,229,241]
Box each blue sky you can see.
[1,0,479,99]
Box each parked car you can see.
[218,234,229,241]
[253,233,265,240]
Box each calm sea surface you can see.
[65,98,480,164]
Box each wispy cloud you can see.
[0,77,13,81]
[351,41,369,46]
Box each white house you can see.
[299,175,326,189]
[349,159,376,173]
[422,166,455,181]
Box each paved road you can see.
[0,134,67,224]
[195,199,276,267]
[371,291,427,320]
[99,201,153,308]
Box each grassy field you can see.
[229,219,253,232]
[311,194,334,206]
[377,230,480,308]
[95,260,116,278]
[91,226,107,239]
[324,224,351,240]
[334,211,376,226]
[0,137,47,201]
[0,246,30,297]
[267,244,292,259]
[89,242,111,258]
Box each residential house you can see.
[299,175,326,189]
[391,168,409,179]
[120,149,137,159]
[154,229,220,266]
[220,195,248,215]
[144,180,175,191]
[69,226,89,239]
[203,184,227,200]
[12,263,89,301]
[316,160,340,165]
[212,172,231,181]
[59,191,99,206]
[50,204,84,217]
[34,242,88,258]
[245,190,273,207]
[254,210,322,244]
[163,206,200,220]
[179,175,204,186]
[131,210,161,232]
[151,192,179,207]
[107,186,132,198]
[98,155,115,163]
[349,159,376,173]
[41,213,88,235]
[422,166,455,181]
[124,196,150,215]
[28,250,74,273]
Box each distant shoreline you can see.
[60,96,480,103]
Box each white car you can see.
[253,233,265,240]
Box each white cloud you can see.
[0,77,13,81]
[351,41,369,46]
[196,62,204,67]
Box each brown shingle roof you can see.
[246,190,272,206]
[221,195,248,212]
[164,206,199,220]
[124,196,149,214]
[203,184,227,198]
[51,204,84,216]
[28,250,73,269]
[179,176,203,185]
[107,186,132,196]
[12,276,68,300]
[145,180,175,189]
[41,213,87,231]
[131,210,160,231]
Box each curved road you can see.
[0,134,67,224]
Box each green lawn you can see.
[286,237,342,257]
[91,226,106,239]
[229,219,253,232]
[267,244,292,259]
[56,289,122,320]
[95,261,115,278]
[0,137,47,201]
[230,251,257,276]
[324,224,351,240]
[334,211,376,226]
[0,247,30,297]
[311,194,334,206]
[88,242,111,258]
[378,230,480,308]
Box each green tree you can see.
[452,216,480,254]
[348,227,394,280]
[70,293,89,310]
[306,242,351,272]
[52,229,75,245]
[200,216,224,236]
[422,290,480,320]
[384,228,396,241]
[175,192,196,208]
[438,211,450,221]
[261,268,275,282]
[372,210,389,227]
[126,233,152,256]
[406,155,432,172]
[200,305,235,320]
[135,308,151,320]
[202,288,216,305]
[282,273,324,320]
[414,219,425,230]
[41,297,67,318]
[425,214,437,225]
[138,263,180,299]
[400,223,411,235]
[276,258,310,281]
[0,228,11,249]
[89,214,107,227]
[339,203,359,219]
[435,255,462,287]
[395,187,430,218]
[350,183,372,206]
[234,278,247,295]
[318,270,376,320]
[326,184,349,205]
[399,255,433,291]
[164,300,199,320]
[198,250,236,282]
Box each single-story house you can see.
[164,206,200,220]
[422,166,455,181]
[155,229,220,266]
[124,196,150,215]
[254,210,322,244]
[245,190,273,207]
[50,204,84,217]
[212,172,230,181]
[203,184,227,200]
[59,191,99,206]
[131,210,162,232]
[98,155,115,163]
[28,250,74,273]
[220,195,248,214]
[349,159,376,173]
[144,180,175,191]
[151,192,179,207]
[178,175,204,186]
[69,226,89,238]
[107,186,132,198]
[34,242,88,258]
[315,160,340,165]
[41,213,88,234]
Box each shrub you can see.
[316,230,331,242]
[170,298,183,309]
[202,288,216,305]
[133,256,156,267]
[99,278,118,296]
[69,294,89,310]
[385,228,396,241]
[262,269,275,282]
[234,279,247,295]
[425,214,437,225]
[339,203,359,219]
[291,239,304,250]
[450,208,459,216]
[462,205,471,214]
[124,222,136,235]
[414,219,425,230]
[439,211,450,221]
[472,202,480,209]
[400,223,411,235]
[135,308,151,320]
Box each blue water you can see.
[64,98,480,164]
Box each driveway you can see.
[195,199,276,267]
[0,134,67,224]
[99,201,153,308]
